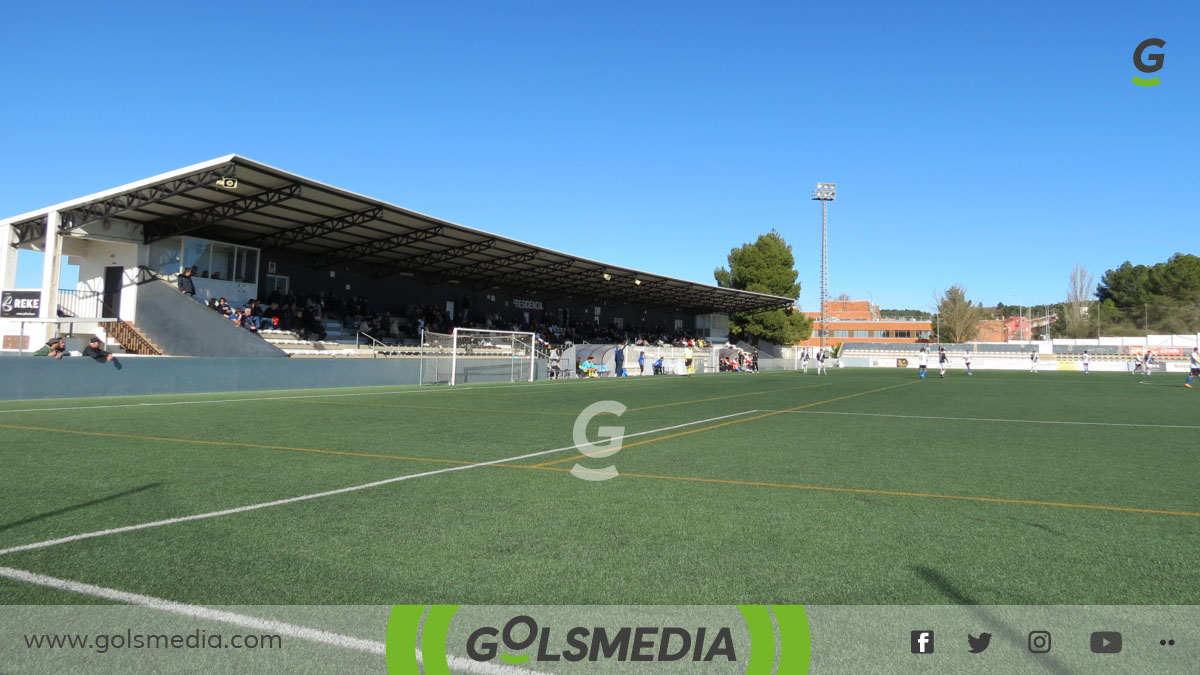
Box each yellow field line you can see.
[0,423,474,466]
[284,381,830,413]
[4,420,1196,518]
[531,380,918,468]
[626,383,831,411]
[503,464,1200,519]
[290,400,577,416]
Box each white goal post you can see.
[449,327,538,386]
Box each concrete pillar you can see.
[0,222,16,290]
[38,212,63,342]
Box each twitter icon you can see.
[968,633,992,653]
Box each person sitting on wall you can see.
[83,336,115,363]
[32,337,69,359]
[215,298,233,316]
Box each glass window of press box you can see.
[148,237,259,284]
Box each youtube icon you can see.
[1090,632,1122,654]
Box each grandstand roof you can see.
[3,156,793,315]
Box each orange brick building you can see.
[797,300,932,348]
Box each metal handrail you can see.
[356,331,389,359]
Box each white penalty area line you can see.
[0,384,504,416]
[0,566,552,675]
[0,410,757,558]
[764,409,1200,430]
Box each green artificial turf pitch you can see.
[1,368,1197,605]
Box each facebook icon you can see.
[911,630,935,654]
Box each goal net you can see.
[421,328,538,385]
[419,331,456,385]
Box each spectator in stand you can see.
[177,267,197,296]
[215,298,232,316]
[262,302,282,329]
[32,337,68,359]
[83,336,115,363]
[238,307,260,334]
[311,312,328,341]
[294,309,310,339]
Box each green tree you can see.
[1096,254,1200,333]
[934,284,986,343]
[714,230,812,344]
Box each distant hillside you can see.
[880,308,932,319]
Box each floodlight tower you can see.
[812,182,836,353]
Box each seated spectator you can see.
[32,337,68,359]
[214,298,232,316]
[262,302,282,328]
[238,307,260,334]
[308,313,328,341]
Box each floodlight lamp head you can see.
[812,182,837,201]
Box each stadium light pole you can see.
[812,182,836,354]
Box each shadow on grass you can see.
[0,483,162,534]
[913,566,1077,675]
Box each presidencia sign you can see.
[385,605,810,674]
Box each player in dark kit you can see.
[938,346,949,378]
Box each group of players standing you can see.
[798,348,828,375]
[795,344,1199,387]
[916,346,972,379]
[912,345,1200,387]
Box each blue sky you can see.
[2,1,1196,312]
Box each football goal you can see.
[420,328,538,385]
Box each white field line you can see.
[766,409,1200,430]
[0,410,757,558]
[0,566,552,675]
[0,371,679,415]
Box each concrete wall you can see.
[134,278,286,358]
[0,355,551,400]
[0,356,421,400]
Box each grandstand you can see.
[0,156,791,396]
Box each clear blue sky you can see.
[3,1,1196,312]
